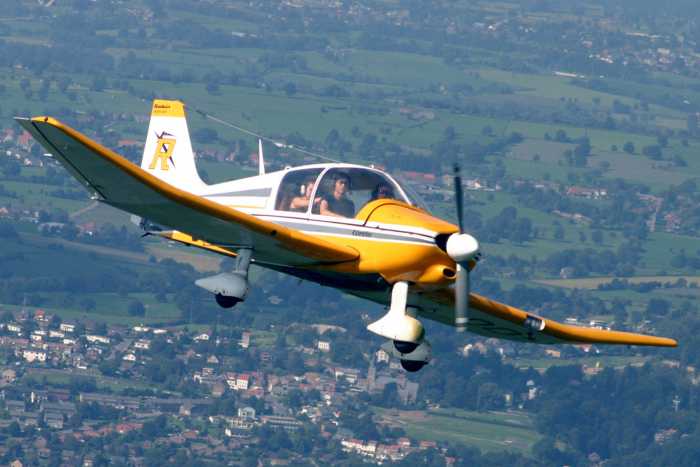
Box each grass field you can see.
[374,407,540,453]
[23,367,155,392]
[536,275,700,289]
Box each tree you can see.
[642,144,663,160]
[79,297,96,312]
[49,314,62,329]
[205,81,219,95]
[283,82,297,97]
[90,75,107,92]
[128,300,146,317]
[591,230,603,245]
[572,141,590,166]
[192,127,218,144]
[646,298,670,316]
[554,225,565,240]
[623,141,635,154]
[555,129,569,142]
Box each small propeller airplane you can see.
[16,100,677,372]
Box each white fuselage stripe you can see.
[254,213,436,246]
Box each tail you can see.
[140,99,206,192]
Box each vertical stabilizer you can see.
[140,99,206,192]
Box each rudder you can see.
[140,99,205,192]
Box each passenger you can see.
[319,173,355,217]
[276,185,295,211]
[289,177,317,212]
[370,182,395,201]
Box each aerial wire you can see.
[193,107,343,164]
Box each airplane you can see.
[16,100,677,372]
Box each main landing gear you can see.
[195,248,252,309]
[215,294,242,309]
[368,281,432,372]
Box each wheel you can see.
[393,340,419,354]
[400,360,426,372]
[215,294,241,309]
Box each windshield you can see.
[311,168,408,218]
[392,175,431,213]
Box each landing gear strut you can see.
[195,248,252,309]
[369,281,431,372]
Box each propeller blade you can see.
[455,263,469,332]
[453,163,464,233]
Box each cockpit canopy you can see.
[275,166,417,218]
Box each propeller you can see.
[448,163,480,332]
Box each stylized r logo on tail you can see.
[149,131,176,171]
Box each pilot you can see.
[319,172,355,217]
[370,182,395,201]
[289,177,317,212]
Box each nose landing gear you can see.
[369,281,432,372]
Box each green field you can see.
[23,367,156,392]
[536,275,700,289]
[374,407,540,453]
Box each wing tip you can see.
[658,337,678,348]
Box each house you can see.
[211,382,226,397]
[261,415,302,431]
[122,353,136,362]
[86,335,110,345]
[419,440,437,450]
[18,131,33,150]
[43,412,64,429]
[341,438,364,454]
[239,331,251,349]
[133,339,151,350]
[206,355,219,365]
[376,349,390,363]
[34,310,48,322]
[194,333,210,342]
[588,320,611,330]
[334,368,360,384]
[234,374,249,391]
[59,323,75,333]
[238,406,256,420]
[23,350,47,363]
[2,368,17,384]
[654,428,678,444]
[7,323,21,334]
[462,342,487,357]
[115,423,143,434]
[317,340,331,352]
[566,186,607,199]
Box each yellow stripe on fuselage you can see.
[308,232,454,286]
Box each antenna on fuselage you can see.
[258,139,265,175]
